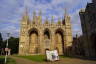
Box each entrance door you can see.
[55,30,64,55]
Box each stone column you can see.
[51,31,55,50]
[39,30,44,54]
[63,33,66,55]
[64,31,69,56]
[26,33,30,55]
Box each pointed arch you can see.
[28,28,39,36]
[28,28,40,54]
[43,28,51,50]
[44,28,51,39]
[55,28,64,55]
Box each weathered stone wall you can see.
[19,11,73,55]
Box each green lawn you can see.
[0,56,5,64]
[0,56,16,64]
[16,55,72,62]
[16,55,46,62]
[60,55,73,58]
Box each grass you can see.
[60,55,73,58]
[16,55,76,62]
[0,56,16,64]
[16,55,73,62]
[16,55,46,62]
[0,56,5,64]
[7,57,16,64]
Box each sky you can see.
[0,0,91,40]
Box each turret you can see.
[64,8,72,47]
[64,9,71,26]
[38,10,42,24]
[32,10,42,24]
[57,18,62,25]
[21,7,29,25]
[45,17,49,24]
[19,7,29,55]
[32,10,36,23]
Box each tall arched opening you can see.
[44,29,51,50]
[55,29,64,55]
[29,28,40,54]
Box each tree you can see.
[0,33,3,48]
[0,33,3,55]
[3,37,19,54]
[8,37,19,54]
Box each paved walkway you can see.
[10,56,96,64]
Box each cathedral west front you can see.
[19,9,73,55]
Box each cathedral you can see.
[19,9,73,55]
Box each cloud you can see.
[0,25,19,40]
[69,9,82,37]
[0,0,91,39]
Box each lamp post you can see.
[5,33,10,64]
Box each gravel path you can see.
[10,56,96,64]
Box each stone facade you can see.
[92,0,96,4]
[72,35,85,56]
[79,0,96,57]
[19,10,73,55]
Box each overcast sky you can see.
[0,0,91,40]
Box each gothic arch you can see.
[28,28,40,54]
[43,28,51,50]
[44,28,51,39]
[55,28,64,55]
[55,28,64,34]
[28,28,39,36]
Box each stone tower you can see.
[19,9,73,55]
[79,0,96,57]
[92,0,96,4]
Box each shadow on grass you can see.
[7,58,16,64]
[0,56,5,64]
[16,55,46,62]
[0,56,16,64]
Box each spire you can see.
[46,16,48,21]
[64,8,67,18]
[39,10,42,16]
[51,16,54,24]
[21,7,29,25]
[45,16,49,24]
[33,10,36,17]
[23,7,28,18]
[58,18,61,24]
[38,10,42,23]
[33,10,36,22]
[58,18,61,22]
[64,8,70,20]
[25,7,28,15]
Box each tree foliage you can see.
[0,33,3,54]
[0,33,3,48]
[3,37,19,54]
